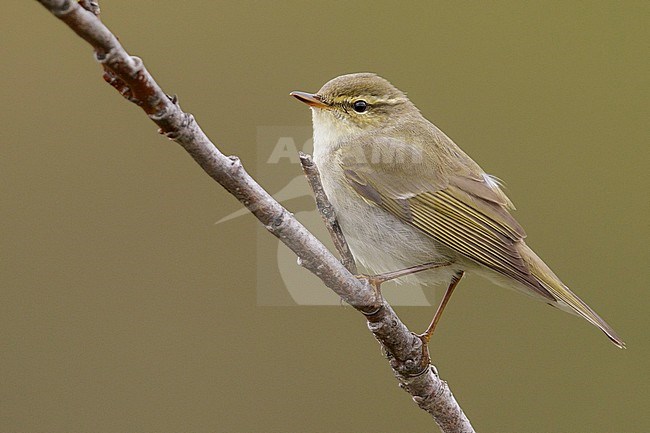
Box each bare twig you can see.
[34,1,475,432]
[299,152,358,274]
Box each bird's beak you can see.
[290,91,329,109]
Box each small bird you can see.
[291,73,624,348]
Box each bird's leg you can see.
[356,261,453,311]
[418,270,464,345]
[357,261,453,286]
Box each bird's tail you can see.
[520,244,625,349]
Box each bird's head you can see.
[291,73,417,141]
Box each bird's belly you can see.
[321,174,458,287]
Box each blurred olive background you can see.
[2,1,648,432]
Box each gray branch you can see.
[34,1,475,432]
[299,152,358,274]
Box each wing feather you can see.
[342,162,553,300]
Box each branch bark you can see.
[299,152,357,274]
[35,1,475,432]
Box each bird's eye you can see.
[352,100,368,113]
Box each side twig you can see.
[299,152,358,274]
[34,2,475,432]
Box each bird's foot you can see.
[354,274,384,314]
[354,261,453,316]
